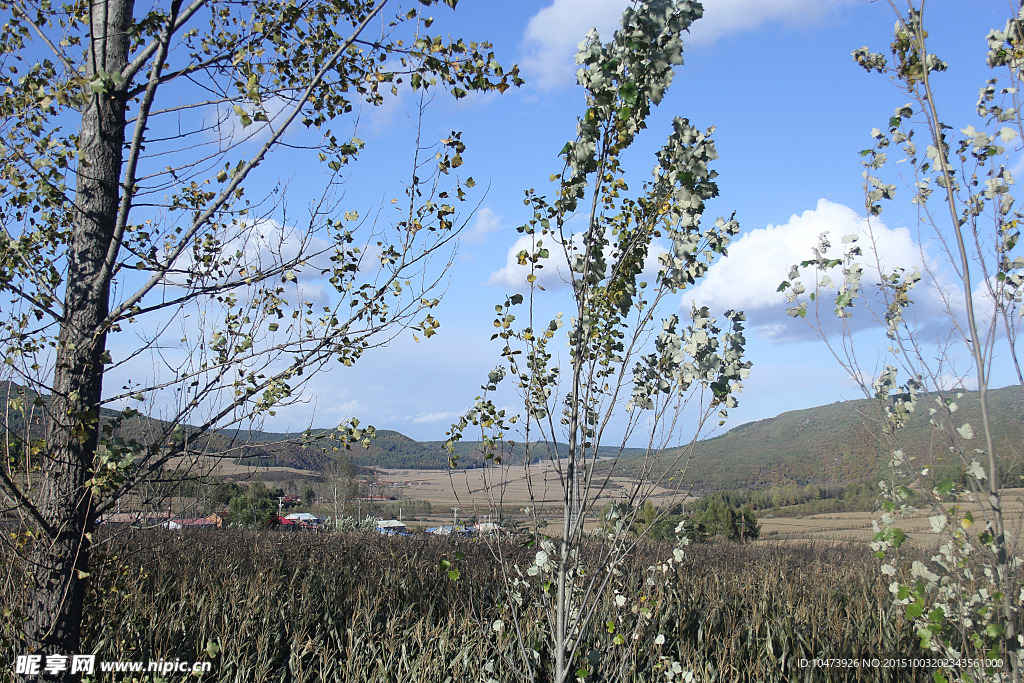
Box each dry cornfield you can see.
[0,530,965,681]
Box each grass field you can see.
[2,530,950,682]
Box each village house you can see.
[376,519,407,535]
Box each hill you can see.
[0,381,640,473]
[233,427,645,471]
[5,381,1021,490]
[624,385,1024,491]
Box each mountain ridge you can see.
[3,381,1022,491]
[640,384,1024,490]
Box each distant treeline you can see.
[714,481,882,515]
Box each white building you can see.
[284,512,322,526]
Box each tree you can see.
[447,1,749,680]
[0,0,519,661]
[692,499,735,539]
[212,480,243,508]
[227,490,277,528]
[684,493,759,542]
[781,2,1024,678]
[735,503,758,542]
[323,451,358,527]
[675,516,707,544]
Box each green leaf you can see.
[986,623,1005,638]
[878,526,906,548]
[618,83,638,105]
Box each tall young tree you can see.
[0,0,519,660]
[447,1,749,680]
[781,2,1024,679]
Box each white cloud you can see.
[683,198,947,342]
[296,282,330,312]
[936,373,979,392]
[356,82,408,137]
[463,207,504,245]
[410,410,462,425]
[520,0,850,90]
[488,233,568,289]
[355,59,501,137]
[520,0,627,90]
[1011,150,1024,180]
[968,273,1024,348]
[166,218,333,292]
[487,231,667,290]
[326,399,362,418]
[264,396,363,432]
[214,96,295,148]
[686,0,847,47]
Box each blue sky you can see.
[104,0,1020,444]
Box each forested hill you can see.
[0,380,641,471]
[4,381,1021,488]
[235,428,646,471]
[627,385,1024,491]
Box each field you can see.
[8,479,1024,679]
[25,464,1011,680]
[196,453,1024,548]
[1,530,950,682]
[759,489,1024,547]
[332,465,1024,550]
[6,481,1023,680]
[373,464,680,528]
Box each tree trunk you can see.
[27,0,132,663]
